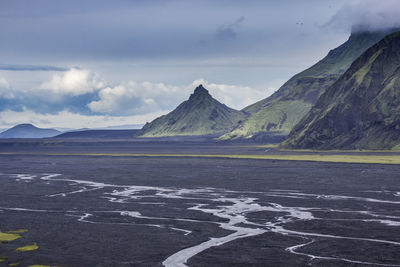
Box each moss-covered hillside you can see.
[283,32,400,150]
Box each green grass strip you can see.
[1,152,400,164]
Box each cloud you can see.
[0,108,166,129]
[0,64,69,71]
[0,69,105,114]
[0,74,270,128]
[88,81,189,115]
[0,1,343,63]
[215,16,245,41]
[39,68,104,97]
[0,0,355,90]
[325,0,400,32]
[0,77,14,99]
[0,66,271,120]
[88,78,268,116]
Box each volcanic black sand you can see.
[1,138,400,266]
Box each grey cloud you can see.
[215,16,245,41]
[0,92,98,115]
[0,64,70,72]
[0,0,348,63]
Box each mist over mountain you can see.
[325,0,400,33]
[283,31,400,150]
[140,85,247,137]
[219,28,397,141]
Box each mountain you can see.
[101,124,143,130]
[0,124,61,138]
[219,29,396,141]
[283,31,400,150]
[55,129,140,139]
[139,85,247,137]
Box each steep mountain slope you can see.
[283,31,400,150]
[0,124,61,138]
[220,29,395,140]
[140,85,247,137]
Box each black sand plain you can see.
[1,138,400,267]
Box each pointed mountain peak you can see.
[189,84,210,100]
[194,84,208,93]
[140,84,246,137]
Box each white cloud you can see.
[39,68,104,96]
[0,76,14,99]
[0,77,9,89]
[88,78,269,115]
[88,81,184,115]
[0,108,166,129]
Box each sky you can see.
[0,0,400,130]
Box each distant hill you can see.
[101,124,143,130]
[220,29,396,141]
[283,31,400,150]
[140,85,247,137]
[0,124,61,138]
[55,129,140,139]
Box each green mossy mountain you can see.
[220,30,395,140]
[283,31,400,150]
[140,85,247,137]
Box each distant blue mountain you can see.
[54,129,140,139]
[0,124,61,138]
